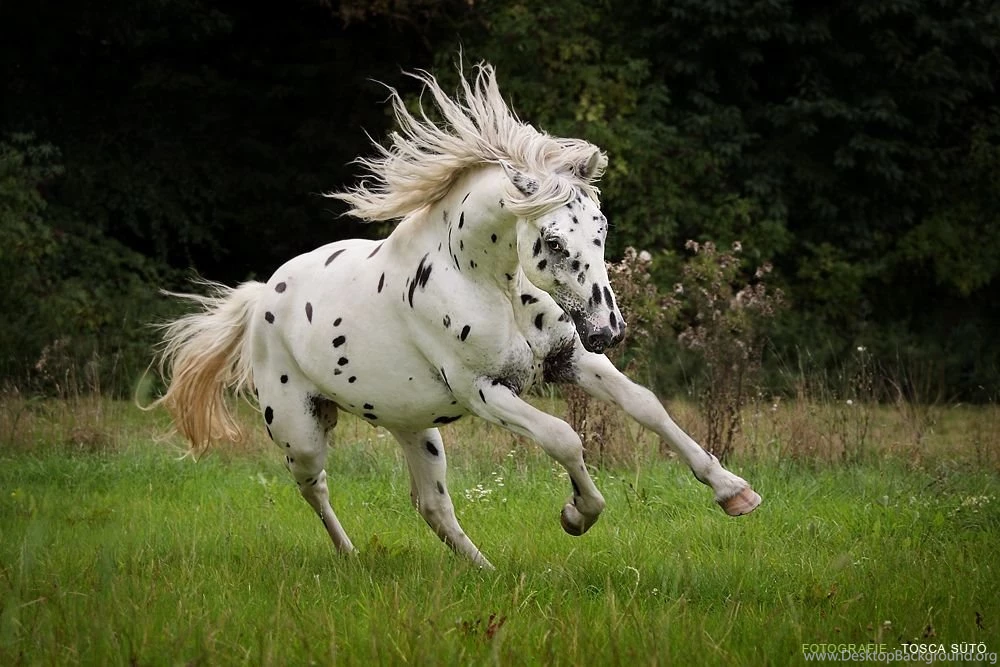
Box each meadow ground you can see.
[1,396,998,665]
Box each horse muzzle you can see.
[579,321,626,354]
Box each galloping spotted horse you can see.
[151,64,761,569]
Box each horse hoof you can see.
[719,486,762,516]
[560,503,586,536]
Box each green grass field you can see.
[1,399,998,665]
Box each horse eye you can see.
[546,237,563,253]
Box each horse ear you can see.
[500,160,539,197]
[575,149,605,180]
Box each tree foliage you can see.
[0,135,175,393]
[1,0,997,397]
[448,0,1000,397]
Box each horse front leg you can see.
[471,378,605,536]
[573,351,762,516]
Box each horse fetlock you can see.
[575,489,606,517]
[706,469,750,501]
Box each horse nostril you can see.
[587,327,615,352]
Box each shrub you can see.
[673,240,783,461]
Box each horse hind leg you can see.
[391,428,494,570]
[259,381,355,553]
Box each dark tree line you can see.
[2,0,998,398]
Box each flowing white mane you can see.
[330,63,607,222]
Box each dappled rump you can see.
[329,63,608,222]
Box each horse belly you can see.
[300,330,466,429]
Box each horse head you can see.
[503,153,626,354]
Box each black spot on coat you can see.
[407,254,432,308]
[543,338,578,383]
[433,415,462,424]
[325,249,346,266]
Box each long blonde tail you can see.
[149,280,265,455]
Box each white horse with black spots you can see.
[151,64,760,569]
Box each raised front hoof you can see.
[560,503,593,536]
[718,486,762,516]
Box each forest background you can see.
[2,0,998,402]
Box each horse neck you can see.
[427,166,521,285]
